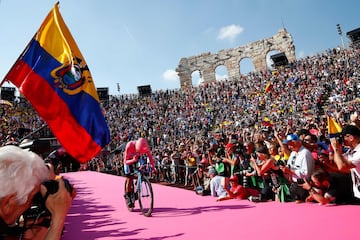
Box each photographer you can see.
[330,124,360,200]
[0,145,75,240]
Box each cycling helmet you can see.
[135,138,150,153]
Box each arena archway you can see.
[176,28,296,89]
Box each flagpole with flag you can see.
[2,2,110,163]
[327,115,342,139]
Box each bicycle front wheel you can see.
[137,176,154,217]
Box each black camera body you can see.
[22,178,73,221]
[43,179,73,195]
[274,160,286,167]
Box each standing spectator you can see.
[184,150,197,186]
[222,142,240,177]
[170,148,182,184]
[280,134,315,202]
[249,145,289,202]
[161,153,172,182]
[318,151,339,173]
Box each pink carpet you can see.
[61,171,359,240]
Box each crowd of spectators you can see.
[2,45,360,205]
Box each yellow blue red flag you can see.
[264,81,273,93]
[3,3,110,163]
[327,115,342,138]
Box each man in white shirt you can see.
[280,133,315,202]
[208,167,227,200]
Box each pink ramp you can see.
[61,171,359,240]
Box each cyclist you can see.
[124,137,155,208]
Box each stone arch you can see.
[214,64,228,81]
[266,49,281,69]
[176,28,296,89]
[191,69,203,86]
[239,57,255,75]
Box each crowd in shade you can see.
[1,44,360,205]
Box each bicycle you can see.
[124,161,154,217]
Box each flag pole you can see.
[19,124,48,143]
[0,78,8,88]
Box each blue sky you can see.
[0,0,359,95]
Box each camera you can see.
[296,178,305,184]
[22,178,73,221]
[274,160,286,167]
[251,152,257,159]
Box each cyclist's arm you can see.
[125,154,139,165]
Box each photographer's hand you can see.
[301,179,312,190]
[40,179,74,240]
[330,138,342,153]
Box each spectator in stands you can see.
[273,128,290,161]
[184,149,197,187]
[318,150,339,173]
[222,142,240,177]
[170,148,182,184]
[161,153,172,182]
[303,133,321,162]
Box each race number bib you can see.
[351,169,360,199]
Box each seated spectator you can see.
[193,163,210,196]
[208,167,227,200]
[217,175,248,201]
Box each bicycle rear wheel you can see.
[137,176,154,217]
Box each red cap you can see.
[226,143,235,150]
[229,175,238,181]
[200,158,207,164]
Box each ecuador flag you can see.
[327,115,342,138]
[3,3,110,163]
[264,81,273,93]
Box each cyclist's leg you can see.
[124,163,135,207]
